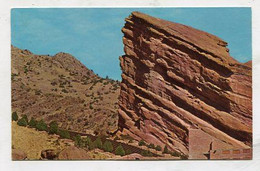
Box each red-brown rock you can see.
[12,149,27,160]
[118,12,252,157]
[58,146,90,160]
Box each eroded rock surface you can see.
[118,12,252,156]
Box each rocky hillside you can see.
[118,12,252,157]
[11,46,120,135]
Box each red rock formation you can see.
[118,12,252,156]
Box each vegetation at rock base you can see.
[17,117,27,127]
[93,137,103,149]
[155,145,162,151]
[35,119,47,131]
[115,145,125,156]
[21,114,28,123]
[102,140,113,152]
[28,117,37,128]
[57,129,70,139]
[49,121,58,134]
[141,150,153,157]
[163,145,169,154]
[138,139,146,146]
[74,134,84,147]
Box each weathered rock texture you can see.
[118,12,252,156]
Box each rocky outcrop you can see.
[118,12,252,156]
[41,149,58,160]
[58,146,90,160]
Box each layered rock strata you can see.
[118,12,252,156]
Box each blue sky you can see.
[11,8,251,80]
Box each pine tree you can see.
[103,140,113,152]
[49,121,58,134]
[28,117,37,128]
[115,145,125,156]
[12,112,18,121]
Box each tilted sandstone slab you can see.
[118,12,252,156]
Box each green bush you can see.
[74,134,83,147]
[138,140,146,146]
[57,129,70,139]
[148,143,155,149]
[36,119,47,131]
[103,140,113,152]
[12,112,18,121]
[125,149,132,155]
[180,154,188,160]
[93,137,103,149]
[49,121,58,134]
[17,118,27,127]
[115,145,125,156]
[171,151,180,157]
[163,145,169,154]
[21,114,28,123]
[141,150,153,157]
[81,136,91,147]
[28,117,37,128]
[155,145,162,151]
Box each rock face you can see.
[118,12,252,156]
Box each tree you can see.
[163,145,169,154]
[17,118,27,127]
[74,134,83,147]
[148,143,155,149]
[103,140,113,152]
[36,119,47,131]
[21,114,28,123]
[155,145,162,151]
[115,145,125,156]
[93,137,102,149]
[12,112,18,121]
[57,129,70,139]
[125,149,132,155]
[49,121,58,134]
[141,150,153,157]
[138,139,146,146]
[28,117,37,128]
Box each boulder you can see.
[58,146,90,160]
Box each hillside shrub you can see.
[12,112,18,121]
[171,151,180,157]
[163,145,169,154]
[93,137,103,149]
[141,150,153,157]
[36,119,47,131]
[148,143,155,149]
[138,140,146,146]
[115,145,125,156]
[17,118,27,127]
[74,134,83,147]
[81,136,91,147]
[28,117,37,128]
[180,154,188,160]
[49,121,58,134]
[58,129,70,139]
[103,140,113,152]
[155,145,162,151]
[21,114,28,123]
[125,149,132,155]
